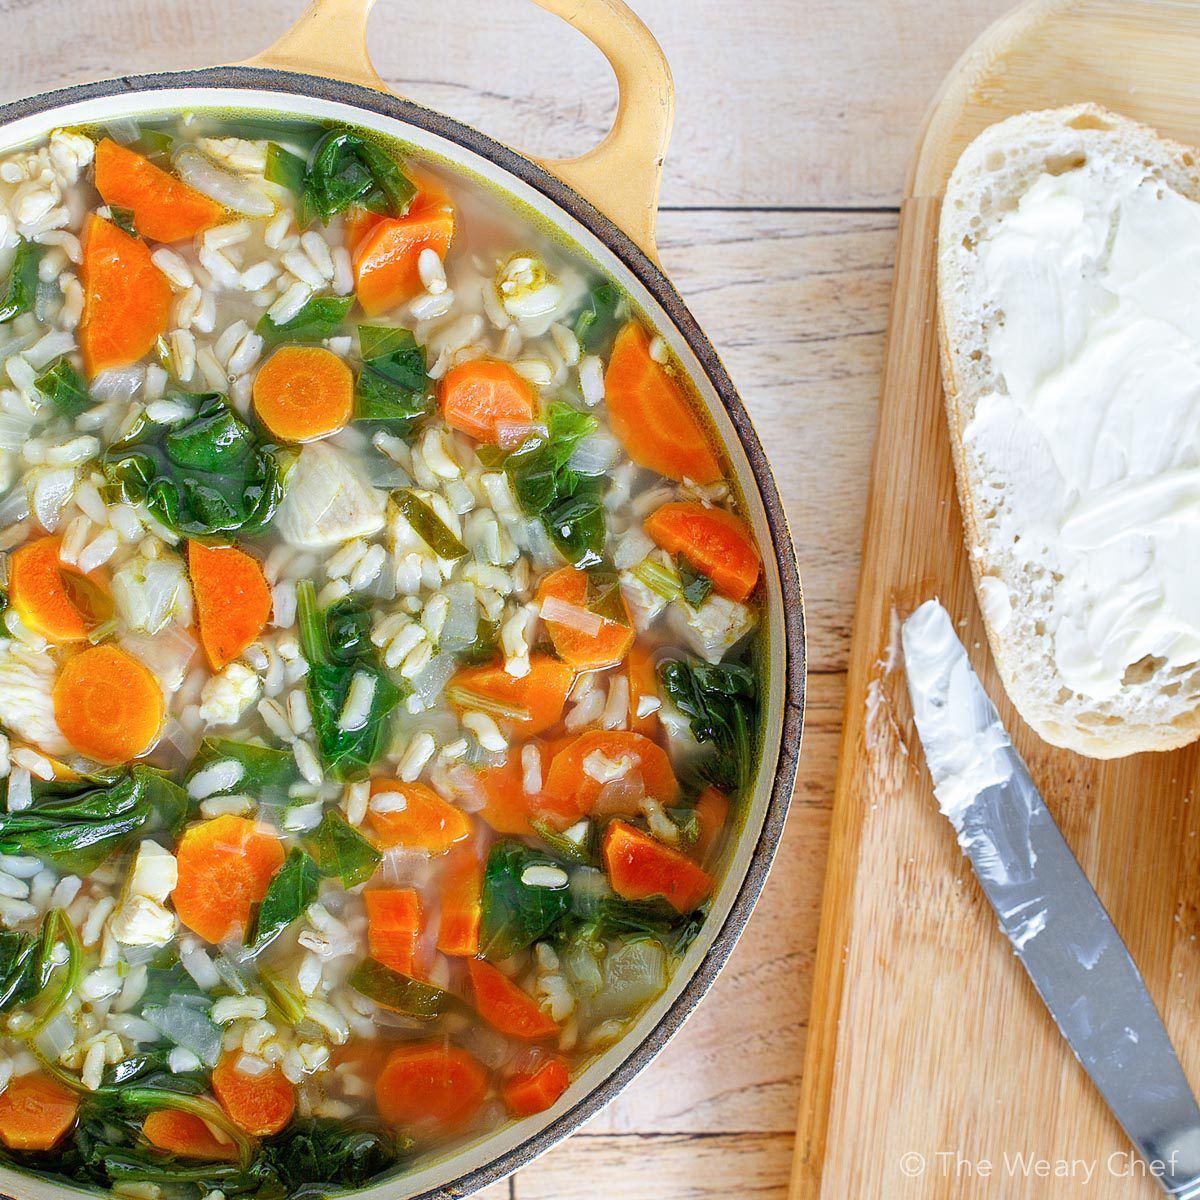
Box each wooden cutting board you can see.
[791,2,1200,1196]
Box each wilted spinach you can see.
[257,294,355,343]
[0,241,40,324]
[185,738,301,811]
[297,580,404,780]
[355,325,432,432]
[572,278,626,355]
[658,657,758,792]
[35,358,92,419]
[247,848,320,952]
[479,840,573,960]
[347,957,457,1019]
[0,767,187,873]
[305,810,381,888]
[104,393,283,538]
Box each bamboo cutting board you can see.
[792,2,1200,1196]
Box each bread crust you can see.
[937,103,1200,758]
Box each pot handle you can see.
[241,0,674,260]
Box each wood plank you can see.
[0,0,1013,208]
[794,5,1200,1197]
[515,1133,795,1199]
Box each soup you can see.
[0,111,764,1197]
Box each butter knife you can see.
[902,600,1200,1198]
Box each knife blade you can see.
[902,599,1200,1198]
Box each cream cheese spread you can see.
[966,165,1200,700]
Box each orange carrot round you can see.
[187,540,272,671]
[626,641,660,738]
[467,958,558,1040]
[439,359,535,443]
[536,567,634,671]
[375,1043,488,1134]
[602,819,712,913]
[449,654,575,736]
[8,536,111,642]
[352,180,455,314]
[53,645,163,764]
[171,815,285,944]
[644,501,761,602]
[252,345,354,443]
[79,214,172,378]
[437,841,484,958]
[604,322,721,485]
[142,1109,239,1161]
[502,1057,571,1118]
[94,138,224,243]
[365,888,422,976]
[367,780,471,854]
[212,1052,296,1136]
[0,1072,79,1151]
[543,730,679,822]
[476,754,536,837]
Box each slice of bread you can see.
[938,103,1200,758]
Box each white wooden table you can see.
[0,0,1016,1192]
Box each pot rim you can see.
[0,66,806,1199]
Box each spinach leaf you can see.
[544,481,606,568]
[257,294,355,344]
[185,738,301,810]
[108,205,138,238]
[658,657,758,792]
[297,580,405,780]
[306,810,381,888]
[137,952,207,1008]
[0,929,45,1010]
[324,597,374,664]
[531,817,594,865]
[393,489,467,560]
[347,957,457,1019]
[304,128,416,224]
[573,279,626,354]
[0,767,187,873]
[104,393,283,538]
[35,358,92,419]
[248,848,320,952]
[0,241,41,324]
[263,1118,400,1198]
[355,325,432,431]
[265,142,308,199]
[479,840,572,960]
[678,557,714,609]
[140,995,223,1068]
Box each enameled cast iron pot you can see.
[0,1,805,1194]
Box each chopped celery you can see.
[394,490,468,560]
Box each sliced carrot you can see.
[365,888,422,975]
[352,182,456,314]
[171,814,285,944]
[604,322,721,485]
[375,1043,488,1134]
[626,641,659,738]
[252,345,354,443]
[8,536,111,642]
[187,540,272,672]
[436,841,483,957]
[94,138,224,243]
[449,654,574,736]
[691,785,729,864]
[644,501,761,602]
[367,780,471,854]
[543,731,679,823]
[53,645,163,764]
[212,1051,296,1136]
[477,754,536,837]
[467,958,558,1040]
[439,359,536,444]
[602,819,712,913]
[502,1057,571,1118]
[536,567,634,671]
[0,1072,79,1151]
[345,170,452,255]
[142,1110,239,1161]
[79,214,172,378]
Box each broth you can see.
[0,110,764,1196]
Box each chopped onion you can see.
[180,943,221,991]
[174,148,275,216]
[151,718,201,773]
[568,430,621,476]
[33,1009,75,1060]
[496,421,546,451]
[0,482,29,524]
[411,652,456,706]
[438,582,479,653]
[143,999,223,1067]
[540,594,603,637]
[120,623,198,692]
[593,770,646,816]
[89,366,143,404]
